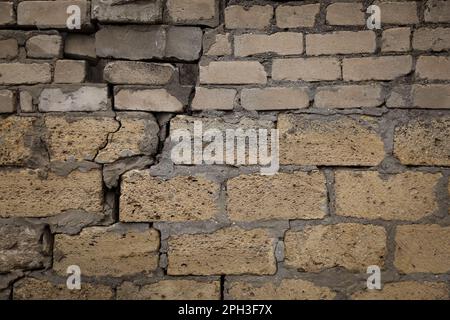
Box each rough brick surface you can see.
[352,282,449,300]
[120,171,220,222]
[18,0,90,29]
[343,56,413,81]
[413,27,450,51]
[0,90,15,113]
[117,280,221,300]
[227,171,327,221]
[38,85,108,112]
[104,62,175,85]
[285,224,387,272]
[234,33,303,57]
[0,2,15,26]
[0,63,52,85]
[0,39,19,59]
[276,4,320,28]
[0,116,35,165]
[272,58,340,82]
[326,3,364,26]
[335,171,440,221]
[166,0,218,27]
[394,117,450,165]
[241,88,309,110]
[0,224,50,272]
[0,169,104,218]
[192,87,236,110]
[200,61,267,84]
[14,278,114,300]
[278,114,385,166]
[382,28,411,52]
[225,5,273,29]
[54,225,160,277]
[306,31,376,55]
[167,227,277,275]
[227,279,336,300]
[314,85,383,109]
[114,88,187,112]
[395,225,450,274]
[92,0,162,24]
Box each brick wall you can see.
[0,0,449,300]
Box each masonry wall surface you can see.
[0,0,449,300]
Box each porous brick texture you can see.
[0,0,449,301]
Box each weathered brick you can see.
[326,3,364,26]
[165,26,203,61]
[388,84,450,109]
[38,85,108,112]
[0,2,15,26]
[343,56,413,81]
[0,90,15,113]
[114,88,188,112]
[54,225,160,277]
[54,60,87,84]
[14,278,114,300]
[394,117,450,165]
[96,25,202,61]
[19,91,34,113]
[0,116,35,165]
[335,171,440,221]
[117,280,221,300]
[120,170,220,222]
[413,84,450,109]
[241,87,309,110]
[306,31,376,55]
[0,63,52,85]
[192,87,236,110]
[17,0,90,29]
[44,115,158,164]
[26,35,62,58]
[278,114,385,166]
[352,282,449,300]
[166,0,218,27]
[425,0,450,22]
[227,171,327,222]
[315,85,384,109]
[96,115,159,164]
[204,31,232,56]
[377,1,419,24]
[92,0,162,23]
[169,115,274,165]
[272,58,340,82]
[167,227,277,275]
[0,169,103,218]
[0,39,18,59]
[95,25,164,60]
[382,27,411,52]
[44,115,117,163]
[0,224,50,272]
[395,225,450,273]
[64,34,96,60]
[225,5,273,29]
[416,56,450,80]
[234,32,303,57]
[227,279,336,300]
[285,224,387,272]
[200,61,267,84]
[104,61,175,85]
[413,27,450,51]
[276,4,320,28]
